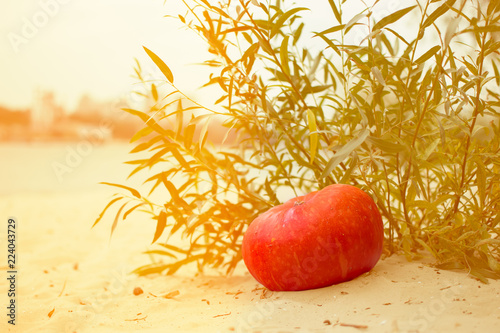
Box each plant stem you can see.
[397,0,432,234]
[450,14,488,218]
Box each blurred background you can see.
[0,0,216,194]
[0,0,414,195]
[0,0,213,141]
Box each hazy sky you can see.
[0,0,412,111]
[1,0,209,110]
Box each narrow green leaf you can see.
[132,263,168,276]
[347,52,371,72]
[293,22,305,45]
[380,33,396,56]
[436,261,465,270]
[264,177,279,204]
[318,24,346,35]
[460,25,500,34]
[475,159,486,205]
[415,45,441,64]
[271,7,309,37]
[100,182,141,199]
[492,60,500,86]
[339,151,358,184]
[170,147,190,170]
[308,84,333,93]
[485,41,500,57]
[166,255,205,275]
[371,66,386,86]
[367,136,406,153]
[385,27,410,46]
[420,138,440,161]
[92,196,122,228]
[444,18,460,48]
[243,31,253,44]
[175,100,184,141]
[433,77,443,105]
[130,126,153,143]
[461,79,476,93]
[434,114,447,149]
[285,140,310,168]
[199,117,211,150]
[314,33,341,55]
[412,200,438,212]
[123,108,169,137]
[143,46,174,83]
[184,123,196,149]
[151,83,158,102]
[422,0,456,30]
[221,25,253,34]
[456,231,476,242]
[130,136,161,153]
[476,238,500,247]
[256,34,274,55]
[143,249,177,259]
[198,0,210,8]
[483,262,500,278]
[220,121,237,146]
[158,243,190,254]
[373,5,417,32]
[487,0,500,16]
[123,202,146,220]
[242,42,260,63]
[415,238,436,257]
[307,109,318,164]
[253,19,273,31]
[327,0,342,24]
[214,95,227,105]
[320,129,369,179]
[161,175,189,209]
[345,12,367,34]
[280,35,290,76]
[469,268,493,283]
[462,57,478,76]
[110,202,127,238]
[152,211,167,244]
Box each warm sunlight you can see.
[1,1,499,332]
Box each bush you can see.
[95,0,500,281]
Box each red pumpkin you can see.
[242,184,384,291]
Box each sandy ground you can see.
[1,142,499,333]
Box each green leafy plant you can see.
[95,0,500,281]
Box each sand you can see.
[1,142,499,333]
